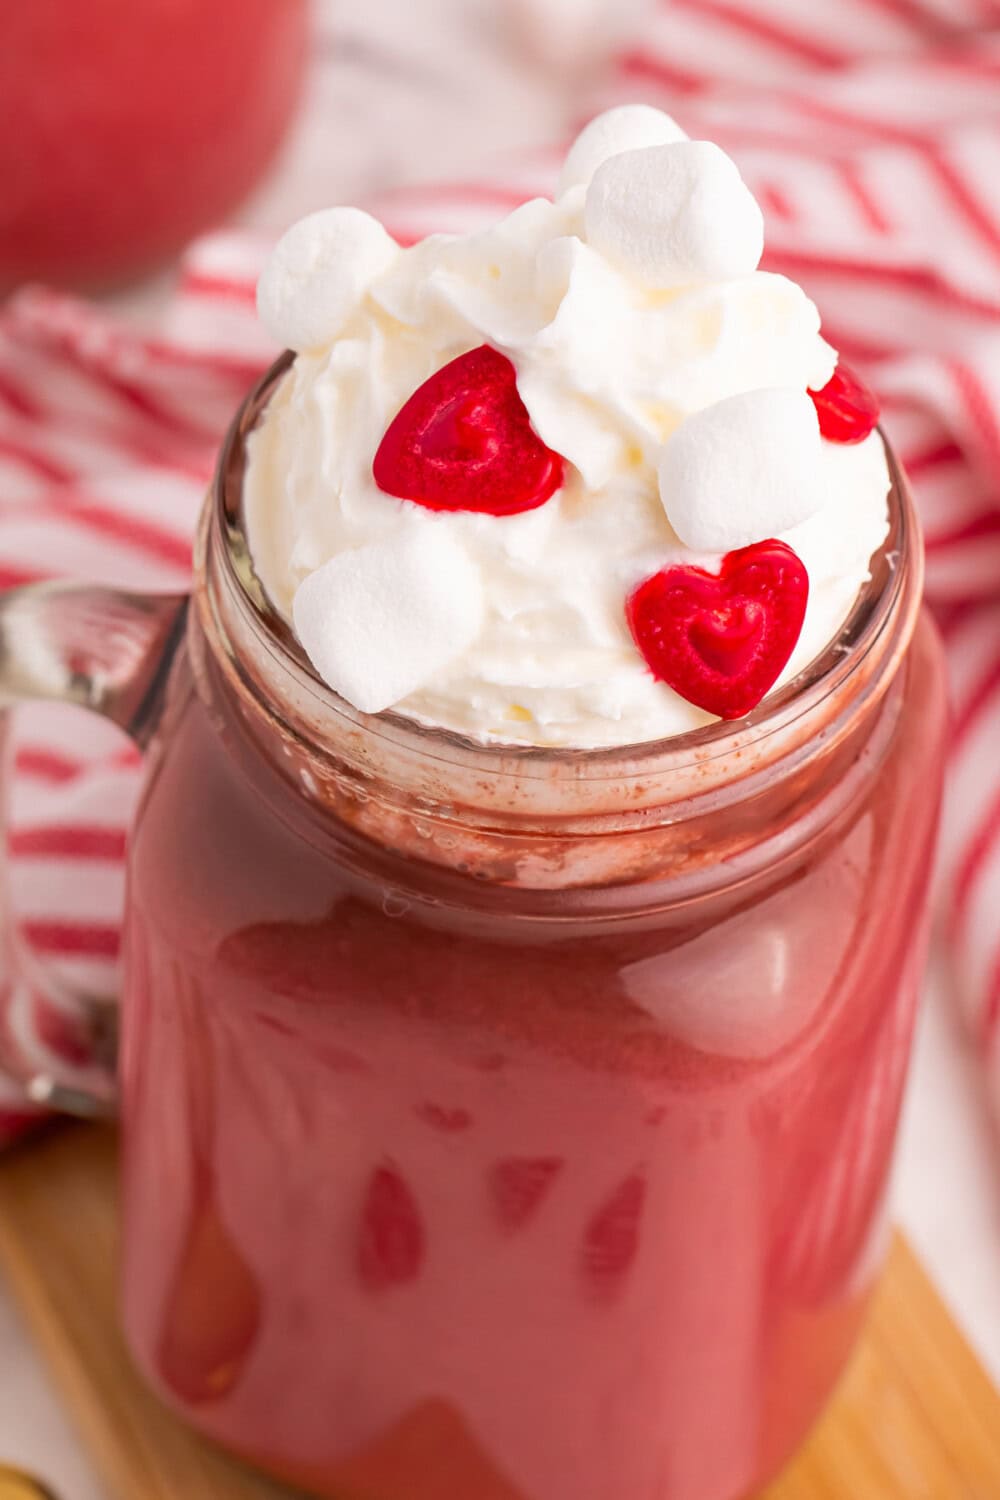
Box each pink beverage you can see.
[0,105,923,1500]
[0,0,307,290]
[116,374,947,1500]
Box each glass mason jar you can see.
[0,359,947,1500]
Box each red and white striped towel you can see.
[3,0,1000,1139]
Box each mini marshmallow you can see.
[557,105,688,196]
[292,526,484,714]
[657,388,828,551]
[585,141,764,287]
[257,207,399,352]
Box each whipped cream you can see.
[246,107,891,748]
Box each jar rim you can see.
[211,353,917,789]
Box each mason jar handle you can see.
[0,582,188,1117]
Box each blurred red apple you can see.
[0,0,308,291]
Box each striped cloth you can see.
[3,0,1000,1138]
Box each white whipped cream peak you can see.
[658,389,828,552]
[246,107,890,748]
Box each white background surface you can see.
[2,3,999,1495]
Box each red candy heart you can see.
[373,344,565,515]
[808,363,880,444]
[358,1163,425,1291]
[627,540,809,720]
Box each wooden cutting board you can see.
[0,1126,999,1500]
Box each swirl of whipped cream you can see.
[246,108,890,748]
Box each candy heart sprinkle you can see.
[808,364,880,444]
[626,540,810,720]
[373,345,565,515]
